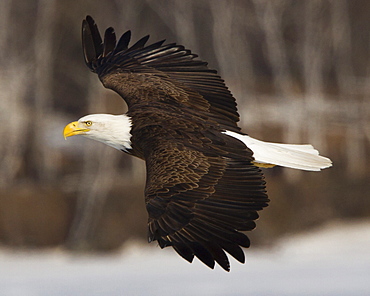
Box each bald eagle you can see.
[63,16,332,271]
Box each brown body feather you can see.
[82,16,269,271]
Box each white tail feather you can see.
[224,131,332,171]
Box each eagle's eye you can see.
[85,121,93,126]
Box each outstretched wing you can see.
[82,16,240,131]
[82,16,269,271]
[130,107,269,271]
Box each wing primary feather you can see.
[82,16,104,70]
[203,242,230,271]
[190,242,215,269]
[172,243,194,263]
[114,30,131,53]
[181,225,230,271]
[103,27,116,57]
[126,35,150,53]
[85,16,103,58]
[175,230,216,270]
[139,39,166,53]
[218,241,245,263]
[82,20,96,69]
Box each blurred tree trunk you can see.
[33,0,58,181]
[253,0,294,95]
[0,0,29,187]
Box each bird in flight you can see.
[64,16,332,271]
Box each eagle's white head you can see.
[63,114,132,152]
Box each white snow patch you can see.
[0,220,369,296]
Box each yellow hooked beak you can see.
[63,121,90,139]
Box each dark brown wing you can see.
[82,16,269,271]
[82,16,240,131]
[128,105,269,271]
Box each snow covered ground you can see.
[1,220,369,296]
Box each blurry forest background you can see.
[0,0,369,252]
